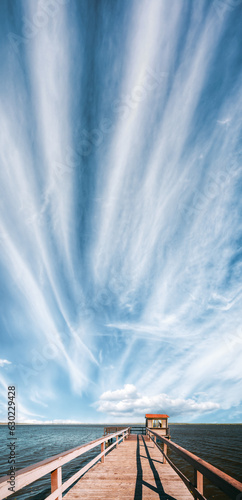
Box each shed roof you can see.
[145,414,169,418]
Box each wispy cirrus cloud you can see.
[0,360,11,368]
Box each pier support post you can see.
[51,466,62,500]
[194,469,203,497]
[163,443,167,464]
[101,442,105,463]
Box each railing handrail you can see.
[130,426,145,429]
[0,427,130,499]
[104,425,127,435]
[146,428,242,499]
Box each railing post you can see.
[116,435,119,447]
[51,467,62,500]
[163,443,167,464]
[101,442,105,463]
[194,469,204,498]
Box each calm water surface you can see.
[0,424,241,499]
[168,424,242,500]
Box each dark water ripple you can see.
[0,424,241,499]
[168,424,242,500]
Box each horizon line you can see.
[1,422,242,425]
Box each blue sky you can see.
[0,0,242,424]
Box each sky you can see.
[0,0,242,424]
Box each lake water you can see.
[0,424,241,499]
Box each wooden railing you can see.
[0,427,130,500]
[146,428,242,500]
[104,426,127,435]
[130,426,146,434]
[104,425,146,435]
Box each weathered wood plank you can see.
[0,428,130,500]
[147,428,242,499]
[64,435,193,499]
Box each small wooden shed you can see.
[145,414,169,436]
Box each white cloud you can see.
[95,384,220,418]
[100,384,138,401]
[16,418,84,424]
[0,359,11,368]
[217,118,231,124]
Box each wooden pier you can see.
[64,434,192,500]
[0,427,242,500]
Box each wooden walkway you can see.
[64,435,193,500]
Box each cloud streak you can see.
[0,360,11,368]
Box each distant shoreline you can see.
[0,422,241,425]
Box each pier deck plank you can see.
[64,435,193,499]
